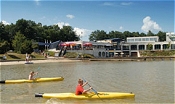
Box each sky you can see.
[1,0,174,41]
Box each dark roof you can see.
[38,42,50,46]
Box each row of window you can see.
[121,44,175,50]
[127,37,158,42]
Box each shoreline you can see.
[1,56,174,66]
[0,58,82,66]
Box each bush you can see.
[64,52,94,58]
[140,50,175,56]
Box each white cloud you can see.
[34,0,40,5]
[73,27,92,39]
[55,22,92,41]
[119,26,123,30]
[40,16,46,19]
[141,16,162,33]
[66,14,74,19]
[2,20,10,25]
[121,2,133,6]
[56,22,70,29]
[103,2,114,6]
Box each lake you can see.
[0,60,174,104]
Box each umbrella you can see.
[60,42,69,46]
[69,43,76,46]
[83,42,92,46]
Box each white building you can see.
[127,36,159,43]
[123,32,175,57]
[166,32,175,41]
[51,32,175,58]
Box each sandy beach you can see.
[0,58,81,66]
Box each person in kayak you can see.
[75,79,92,95]
[28,71,38,80]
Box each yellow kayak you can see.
[0,77,64,84]
[35,92,135,99]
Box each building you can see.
[48,32,175,58]
[123,32,175,57]
[127,36,159,42]
[166,32,175,41]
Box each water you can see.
[0,60,174,104]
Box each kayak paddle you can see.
[33,67,40,82]
[82,78,104,101]
[82,78,98,95]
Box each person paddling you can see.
[28,71,38,80]
[75,79,92,95]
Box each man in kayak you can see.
[75,79,92,95]
[28,71,38,80]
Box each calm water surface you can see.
[0,60,174,104]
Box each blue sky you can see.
[1,0,174,41]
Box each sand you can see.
[0,58,81,66]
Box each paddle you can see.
[32,67,40,82]
[82,78,98,95]
[82,78,104,101]
[35,67,40,78]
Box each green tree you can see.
[0,40,10,54]
[109,31,124,39]
[0,22,11,52]
[132,32,140,37]
[12,32,32,53]
[115,31,125,39]
[123,31,132,39]
[20,39,33,53]
[4,23,16,49]
[0,22,7,40]
[147,43,153,50]
[89,30,108,41]
[140,32,146,37]
[15,19,37,39]
[147,30,155,36]
[31,39,39,50]
[167,42,171,49]
[59,26,79,41]
[156,31,166,41]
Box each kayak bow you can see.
[0,77,64,84]
[35,92,135,99]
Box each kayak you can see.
[0,77,64,84]
[35,92,135,99]
[25,62,34,64]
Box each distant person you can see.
[75,79,92,95]
[3,54,7,60]
[28,54,32,62]
[28,71,38,80]
[26,53,29,62]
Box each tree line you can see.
[0,19,79,54]
[89,30,166,42]
[0,18,166,54]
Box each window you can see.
[150,38,154,41]
[142,38,146,41]
[146,38,149,41]
[98,52,101,57]
[127,39,134,42]
[135,38,141,42]
[139,45,145,50]
[102,52,105,57]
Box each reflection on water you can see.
[0,61,174,103]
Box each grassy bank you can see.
[0,52,45,61]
